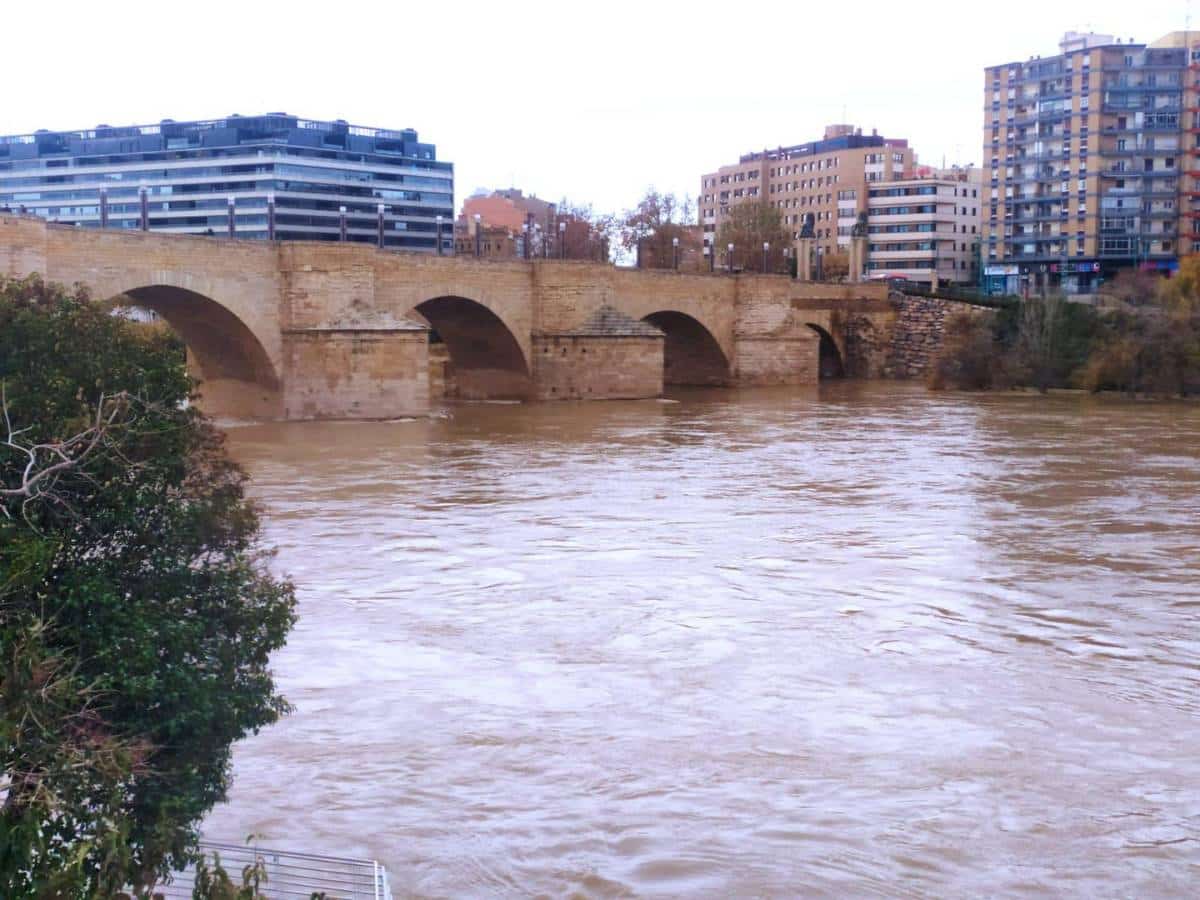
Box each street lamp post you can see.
[673,236,680,270]
[707,241,715,273]
[816,246,824,281]
[377,204,386,250]
[521,223,529,260]
[762,241,770,274]
[474,213,482,258]
[266,193,276,241]
[99,187,108,229]
[138,184,149,231]
[436,214,444,256]
[559,220,566,259]
[727,242,734,274]
[227,196,236,238]
[339,206,348,242]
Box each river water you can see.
[206,382,1200,897]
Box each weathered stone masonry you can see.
[1,215,919,420]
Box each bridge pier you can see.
[531,305,664,400]
[282,321,430,420]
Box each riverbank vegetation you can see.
[929,259,1200,396]
[0,275,296,896]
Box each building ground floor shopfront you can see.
[984,258,1179,297]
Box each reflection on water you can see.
[205,382,1200,897]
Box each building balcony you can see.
[1011,211,1069,222]
[1102,102,1183,114]
[1103,83,1183,93]
[1101,60,1186,73]
[1100,122,1180,134]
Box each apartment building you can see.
[461,188,556,233]
[457,188,562,257]
[699,124,915,257]
[865,167,983,285]
[983,31,1198,295]
[453,220,519,257]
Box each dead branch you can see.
[1,382,131,516]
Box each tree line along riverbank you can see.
[928,259,1200,396]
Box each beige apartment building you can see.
[699,124,916,260]
[864,166,984,285]
[983,30,1200,295]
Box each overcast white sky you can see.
[3,0,1189,217]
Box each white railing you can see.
[155,840,392,900]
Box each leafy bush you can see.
[0,275,296,897]
[929,269,1199,396]
[927,311,1009,390]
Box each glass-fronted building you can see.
[0,113,453,251]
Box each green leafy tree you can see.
[0,275,296,897]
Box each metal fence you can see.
[154,840,392,900]
[894,283,1019,309]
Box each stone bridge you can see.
[0,215,898,419]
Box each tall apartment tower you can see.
[983,31,1197,295]
[699,125,915,261]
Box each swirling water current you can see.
[205,382,1200,897]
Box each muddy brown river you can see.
[204,382,1200,897]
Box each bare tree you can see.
[620,188,696,268]
[1016,294,1064,393]
[715,200,790,273]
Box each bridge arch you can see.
[805,323,845,379]
[110,283,282,418]
[410,295,533,400]
[642,310,731,386]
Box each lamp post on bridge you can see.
[377,204,387,250]
[673,236,680,270]
[727,242,734,275]
[474,213,482,258]
[339,206,348,242]
[138,184,149,231]
[266,193,276,241]
[436,215,444,255]
[521,222,529,260]
[227,196,236,238]
[99,187,108,229]
[762,241,770,274]
[558,220,566,260]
